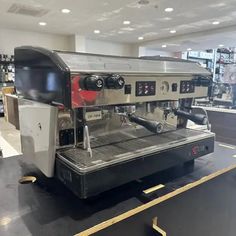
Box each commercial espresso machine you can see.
[15,46,214,198]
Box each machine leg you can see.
[183,159,195,171]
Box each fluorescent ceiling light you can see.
[122,27,134,31]
[94,30,100,34]
[61,9,71,14]
[212,21,220,25]
[138,36,144,40]
[170,30,176,33]
[162,44,167,48]
[123,20,131,25]
[187,48,192,51]
[165,7,174,12]
[39,22,47,26]
[218,44,224,47]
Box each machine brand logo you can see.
[85,111,102,121]
[192,145,206,156]
[192,146,198,156]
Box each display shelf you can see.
[0,60,14,65]
[186,50,214,73]
[0,54,15,84]
[214,48,235,83]
[0,81,14,84]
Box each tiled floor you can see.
[0,117,21,158]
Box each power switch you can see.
[172,83,178,92]
[124,84,132,94]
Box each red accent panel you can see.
[71,75,98,108]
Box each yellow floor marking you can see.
[218,143,235,150]
[152,217,167,236]
[76,164,236,236]
[143,184,165,194]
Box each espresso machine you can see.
[15,46,214,198]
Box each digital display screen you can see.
[180,80,195,94]
[136,81,156,96]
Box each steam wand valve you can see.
[83,125,93,158]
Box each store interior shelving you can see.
[0,54,15,115]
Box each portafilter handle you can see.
[174,110,208,125]
[128,114,163,134]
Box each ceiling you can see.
[0,0,236,51]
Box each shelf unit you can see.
[0,55,15,115]
[185,48,236,83]
[214,48,235,82]
[186,50,214,73]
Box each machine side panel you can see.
[18,99,58,177]
[14,46,71,108]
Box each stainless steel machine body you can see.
[15,46,214,198]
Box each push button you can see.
[172,83,178,92]
[124,84,132,94]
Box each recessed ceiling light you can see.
[170,30,176,34]
[61,9,71,14]
[39,22,47,26]
[212,21,220,25]
[138,36,144,40]
[165,7,174,12]
[123,20,131,25]
[94,30,100,34]
[219,44,224,47]
[162,44,167,48]
[187,48,192,51]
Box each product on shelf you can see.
[0,54,15,82]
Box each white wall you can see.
[85,39,134,57]
[139,47,174,57]
[73,35,136,57]
[0,28,176,58]
[0,28,72,54]
[75,35,86,52]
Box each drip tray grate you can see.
[57,129,214,173]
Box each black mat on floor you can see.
[94,168,236,236]
[0,142,236,236]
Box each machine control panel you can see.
[135,81,156,96]
[73,75,208,107]
[180,80,195,94]
[81,74,125,91]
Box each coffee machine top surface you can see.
[14,46,211,108]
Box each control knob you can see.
[106,74,125,89]
[83,75,104,91]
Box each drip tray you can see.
[57,129,214,173]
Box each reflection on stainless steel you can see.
[57,52,210,75]
[15,46,215,197]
